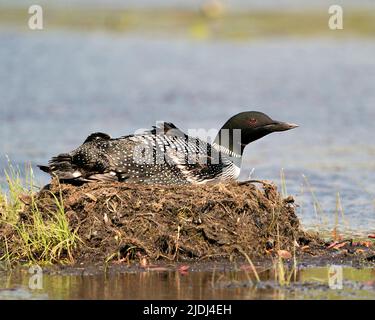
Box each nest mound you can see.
[21,180,318,263]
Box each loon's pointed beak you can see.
[266,121,299,132]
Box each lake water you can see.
[1,30,375,234]
[1,265,374,300]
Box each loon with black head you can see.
[38,111,298,185]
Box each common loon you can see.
[39,111,298,185]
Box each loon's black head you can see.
[215,111,298,154]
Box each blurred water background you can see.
[1,1,375,234]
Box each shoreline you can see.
[1,7,375,39]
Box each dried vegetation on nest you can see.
[1,172,320,265]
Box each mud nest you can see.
[11,180,320,264]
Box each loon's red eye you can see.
[249,118,257,125]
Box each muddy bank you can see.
[2,180,374,266]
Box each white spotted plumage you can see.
[40,123,243,185]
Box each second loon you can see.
[39,111,298,185]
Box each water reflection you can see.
[1,266,374,300]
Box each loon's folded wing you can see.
[128,122,231,183]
